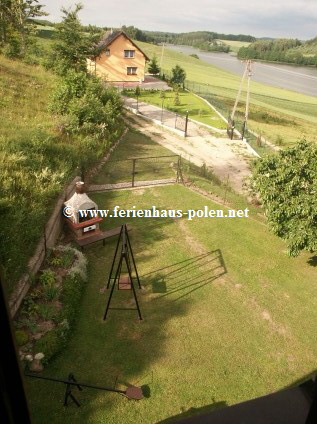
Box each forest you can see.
[238,38,317,66]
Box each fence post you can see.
[184,111,189,137]
[132,159,136,187]
[224,174,229,204]
[161,100,164,123]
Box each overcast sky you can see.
[42,0,317,40]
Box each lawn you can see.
[26,127,317,423]
[91,126,259,218]
[139,41,317,146]
[26,183,317,424]
[124,90,227,129]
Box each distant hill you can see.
[142,30,255,52]
[238,37,317,66]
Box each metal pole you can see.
[184,111,189,137]
[161,100,164,123]
[132,159,136,187]
[25,373,126,394]
[245,60,252,128]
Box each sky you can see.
[42,0,317,40]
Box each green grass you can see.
[26,183,317,423]
[139,41,317,146]
[125,90,226,129]
[92,128,180,185]
[0,56,58,141]
[218,39,250,53]
[92,126,260,218]
[26,124,317,423]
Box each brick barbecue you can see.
[64,181,103,240]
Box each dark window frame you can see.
[127,67,138,75]
[124,50,135,58]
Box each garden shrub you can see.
[15,330,29,346]
[34,329,63,362]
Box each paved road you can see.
[167,45,317,97]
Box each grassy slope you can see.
[0,56,58,141]
[140,41,317,146]
[125,90,226,129]
[26,127,317,423]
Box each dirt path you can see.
[126,111,253,194]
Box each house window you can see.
[124,50,135,58]
[127,67,137,75]
[105,49,110,56]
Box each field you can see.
[124,90,227,129]
[139,41,317,146]
[218,39,251,53]
[26,128,317,424]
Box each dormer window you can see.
[124,50,135,58]
[105,49,110,56]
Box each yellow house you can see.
[87,30,150,82]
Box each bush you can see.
[59,273,85,328]
[34,329,63,362]
[15,330,29,346]
[37,304,57,321]
[49,70,123,139]
[40,270,56,286]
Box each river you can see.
[166,45,317,98]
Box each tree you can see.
[174,89,180,106]
[0,0,46,55]
[251,141,317,256]
[135,85,141,96]
[170,65,186,88]
[148,55,160,75]
[48,3,99,75]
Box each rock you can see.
[30,359,44,372]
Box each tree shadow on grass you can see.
[307,256,317,267]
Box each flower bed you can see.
[14,245,88,369]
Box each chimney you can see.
[75,181,85,194]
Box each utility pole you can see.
[160,42,165,70]
[244,60,252,130]
[229,59,252,140]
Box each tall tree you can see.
[0,0,13,44]
[13,0,46,53]
[251,140,317,256]
[49,3,99,75]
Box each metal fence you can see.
[98,155,183,187]
[157,71,273,156]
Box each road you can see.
[166,45,317,97]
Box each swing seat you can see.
[118,276,132,290]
